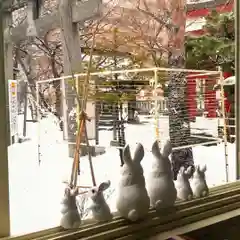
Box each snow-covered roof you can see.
[187,0,213,3]
[186,18,206,32]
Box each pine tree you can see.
[185,10,235,142]
[185,10,235,74]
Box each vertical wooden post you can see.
[218,67,229,182]
[23,81,28,137]
[112,28,118,143]
[75,75,81,128]
[154,70,159,142]
[235,0,239,180]
[61,77,68,140]
[0,2,10,237]
[3,12,13,145]
[95,100,99,145]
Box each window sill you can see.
[4,181,240,240]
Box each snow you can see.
[8,112,236,236]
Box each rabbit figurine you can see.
[116,143,150,222]
[191,164,209,198]
[60,186,81,229]
[88,180,113,222]
[175,166,193,201]
[147,140,177,210]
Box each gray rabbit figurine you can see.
[88,180,113,222]
[175,166,193,201]
[60,186,81,229]
[116,143,150,222]
[147,140,177,210]
[191,164,209,198]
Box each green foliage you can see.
[185,10,235,74]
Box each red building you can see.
[185,0,234,120]
[186,0,234,36]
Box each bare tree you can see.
[105,0,195,178]
[10,0,194,177]
[11,0,117,122]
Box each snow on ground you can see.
[8,113,236,236]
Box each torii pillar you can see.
[59,0,102,157]
[9,0,102,158]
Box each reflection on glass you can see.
[3,0,235,237]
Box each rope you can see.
[67,24,98,188]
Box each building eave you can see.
[187,0,234,18]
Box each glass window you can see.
[0,0,237,238]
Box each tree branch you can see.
[136,6,177,31]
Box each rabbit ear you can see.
[64,187,71,196]
[133,143,144,163]
[162,140,172,158]
[98,180,111,192]
[200,164,207,173]
[179,166,185,174]
[195,165,200,173]
[123,144,133,165]
[152,140,162,159]
[184,166,193,176]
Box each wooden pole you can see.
[154,70,159,142]
[23,81,28,137]
[76,76,81,129]
[235,0,240,180]
[218,67,229,182]
[37,68,219,84]
[0,2,10,237]
[112,28,118,142]
[3,12,13,146]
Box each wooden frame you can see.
[3,181,240,239]
[36,67,229,181]
[4,66,236,239]
[0,0,238,238]
[235,0,240,180]
[149,208,240,240]
[0,2,10,237]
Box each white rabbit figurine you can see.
[147,140,177,210]
[60,186,81,229]
[175,166,193,201]
[116,143,150,222]
[191,164,209,198]
[88,180,113,222]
